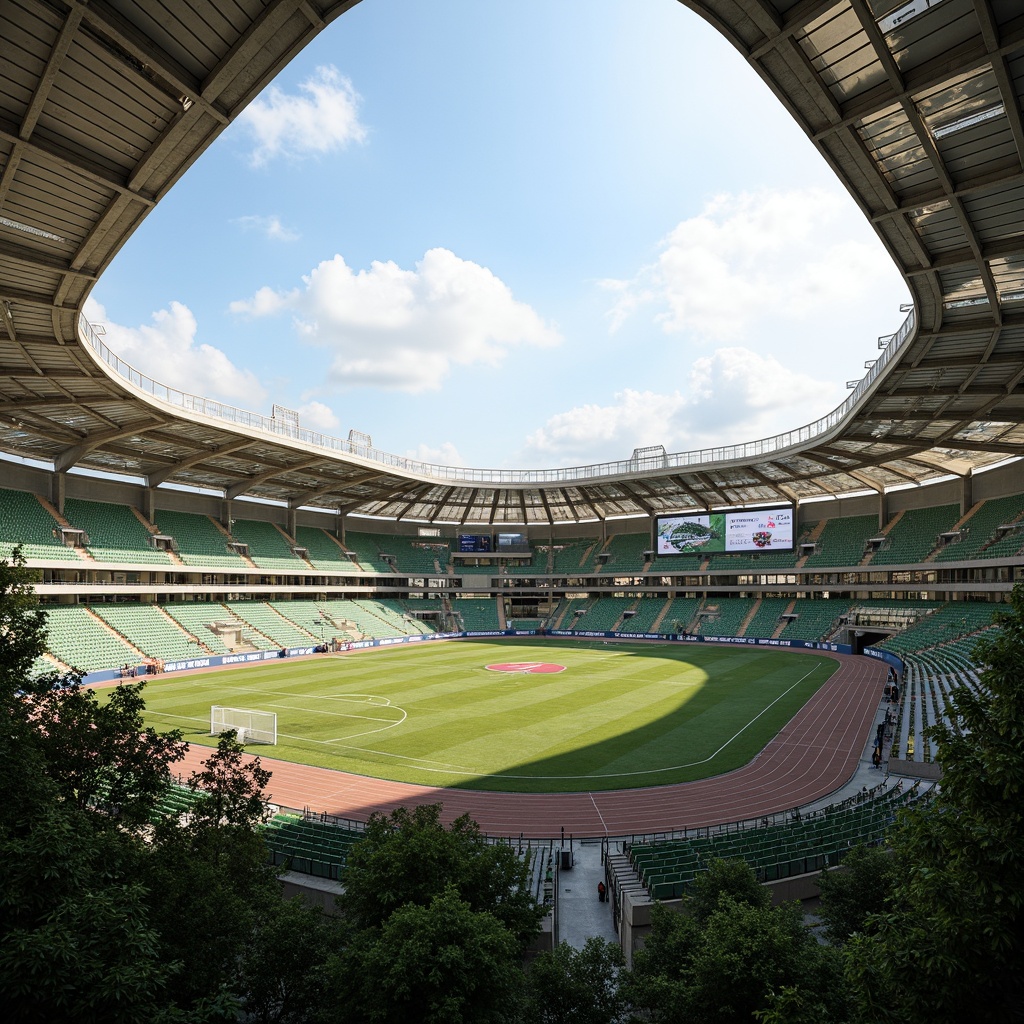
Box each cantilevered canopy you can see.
[1,0,1022,524]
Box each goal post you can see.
[210,706,277,745]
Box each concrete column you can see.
[222,498,233,533]
[143,487,156,525]
[961,470,973,517]
[337,510,345,543]
[878,491,889,531]
[50,471,65,515]
[286,508,297,539]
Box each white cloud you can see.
[603,188,899,342]
[83,297,266,405]
[230,247,561,392]
[521,347,844,466]
[237,65,367,167]
[235,214,299,242]
[404,441,466,467]
[296,400,340,431]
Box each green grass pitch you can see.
[127,640,837,794]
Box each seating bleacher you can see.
[0,488,81,561]
[778,599,852,641]
[293,525,359,572]
[575,597,634,631]
[229,519,307,571]
[162,602,231,653]
[742,597,793,638]
[801,514,877,568]
[64,498,172,565]
[629,783,931,899]
[42,604,139,672]
[695,599,753,637]
[934,493,1024,562]
[91,603,203,661]
[342,531,394,573]
[227,601,317,647]
[454,599,501,631]
[155,509,247,568]
[597,534,649,574]
[552,538,597,573]
[869,504,959,565]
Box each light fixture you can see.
[932,104,1005,141]
[0,215,67,243]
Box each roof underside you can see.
[1,0,1023,525]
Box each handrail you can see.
[78,308,915,487]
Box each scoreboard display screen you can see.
[458,534,491,552]
[655,506,795,555]
[496,532,530,553]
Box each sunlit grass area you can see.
[119,640,836,793]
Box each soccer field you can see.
[131,640,838,793]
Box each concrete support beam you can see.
[51,471,65,515]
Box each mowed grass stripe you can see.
[119,641,837,793]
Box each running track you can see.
[176,649,886,838]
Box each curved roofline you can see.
[79,307,919,489]
[2,0,1023,525]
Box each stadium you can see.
[2,0,1023,912]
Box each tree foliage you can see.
[816,844,899,945]
[625,859,850,1024]
[843,585,1024,1024]
[338,802,544,948]
[326,886,523,1024]
[524,937,629,1024]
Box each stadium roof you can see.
[2,0,1023,525]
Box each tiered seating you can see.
[346,599,419,637]
[870,504,959,565]
[624,597,669,633]
[742,597,793,638]
[42,604,139,672]
[269,600,338,642]
[454,599,501,631]
[64,498,172,565]
[226,601,317,647]
[293,525,359,572]
[552,538,597,573]
[630,784,930,899]
[934,493,1024,562]
[575,597,634,631]
[801,514,877,568]
[0,488,81,561]
[229,519,307,571]
[91,603,202,661]
[661,597,701,633]
[972,524,1024,560]
[695,599,753,637]
[511,618,543,630]
[263,814,364,882]
[553,597,590,629]
[400,598,443,632]
[876,602,997,657]
[154,509,246,568]
[342,531,394,573]
[597,534,649,574]
[778,599,852,641]
[161,602,231,653]
[380,536,448,574]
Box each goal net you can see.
[210,706,277,745]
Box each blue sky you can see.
[85,0,911,471]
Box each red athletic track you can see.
[175,649,886,838]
